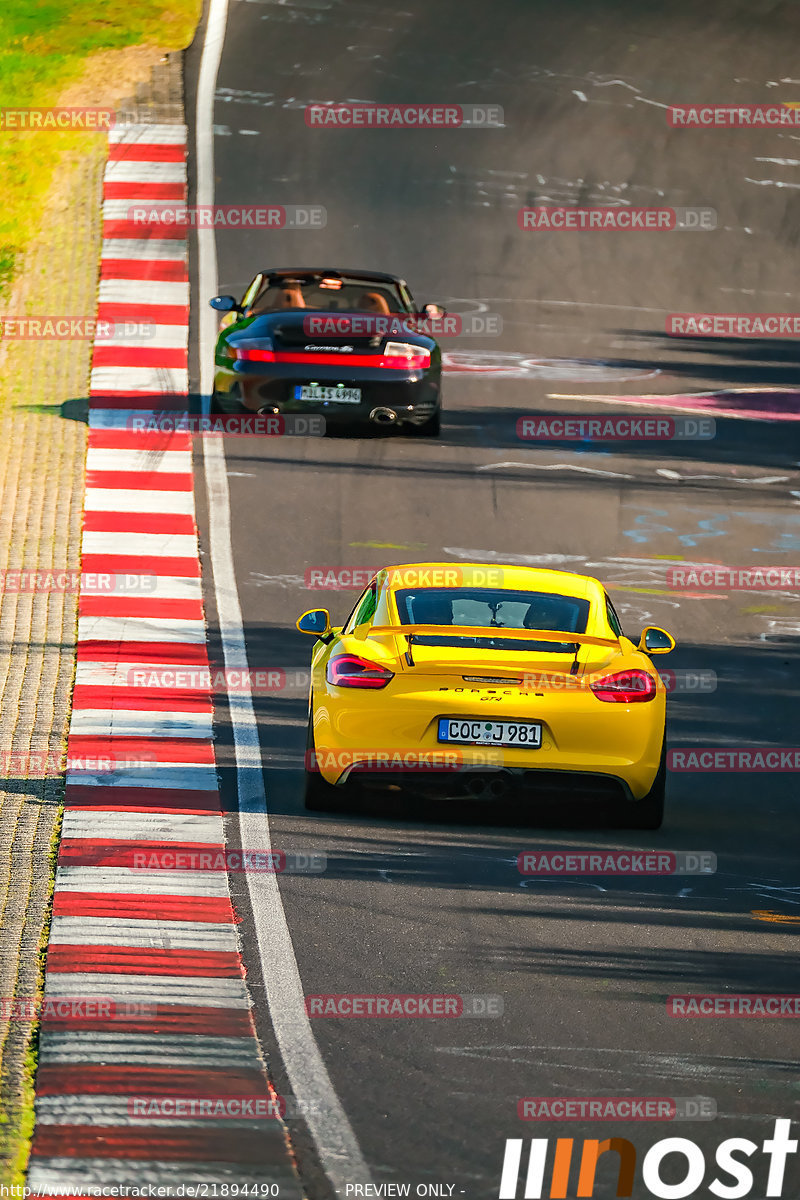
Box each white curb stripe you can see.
[55,868,229,895]
[49,916,237,950]
[83,487,196,514]
[105,160,186,183]
[68,710,214,739]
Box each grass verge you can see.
[0,0,201,295]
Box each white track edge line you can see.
[195,0,373,1187]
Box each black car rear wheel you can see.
[406,409,441,437]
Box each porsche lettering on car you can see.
[209,267,443,435]
[296,563,675,828]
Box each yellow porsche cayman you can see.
[296,563,675,828]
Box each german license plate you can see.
[437,718,542,748]
[295,385,361,404]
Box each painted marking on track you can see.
[751,910,800,924]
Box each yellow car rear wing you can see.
[370,624,619,649]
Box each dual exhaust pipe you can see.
[369,406,397,425]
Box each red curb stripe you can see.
[52,892,233,921]
[30,1126,285,1163]
[58,839,224,868]
[96,301,189,325]
[45,945,244,977]
[63,787,219,809]
[66,737,215,763]
[37,1063,262,1095]
[76,641,209,664]
[87,431,192,453]
[100,260,188,282]
[79,554,200,577]
[81,511,197,533]
[71,688,212,712]
[103,221,186,241]
[84,471,193,491]
[104,180,186,200]
[108,143,186,162]
[92,346,188,368]
[78,598,205,620]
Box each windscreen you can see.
[393,587,591,654]
[250,276,410,315]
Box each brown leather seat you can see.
[276,285,305,309]
[358,291,391,315]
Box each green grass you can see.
[0,0,201,294]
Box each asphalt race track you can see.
[186,2,800,1195]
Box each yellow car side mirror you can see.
[637,626,675,655]
[296,609,331,637]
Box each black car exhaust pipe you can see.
[369,407,398,425]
